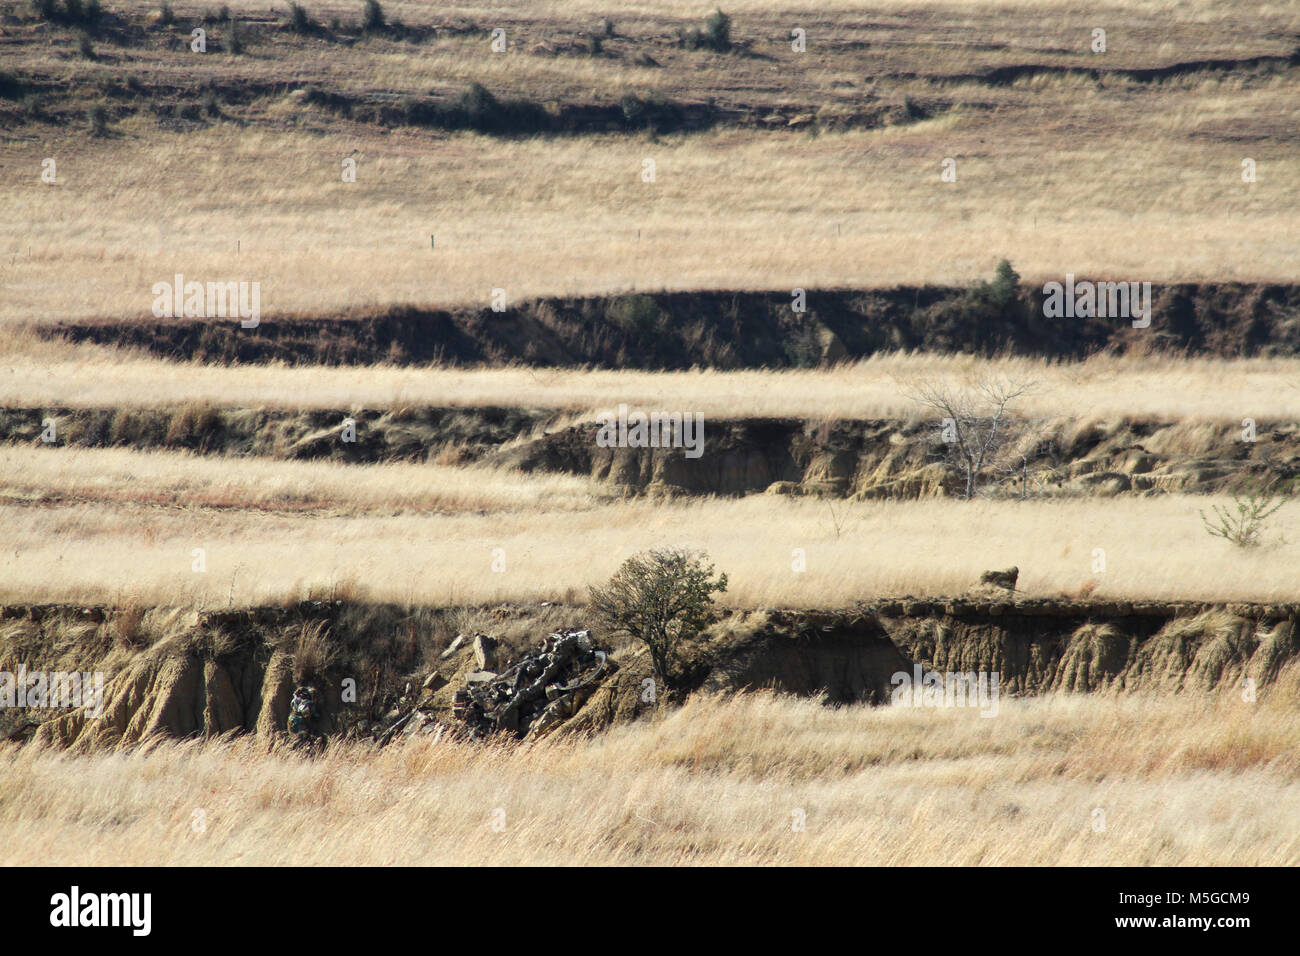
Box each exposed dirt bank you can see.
[42,283,1300,368]
[4,406,1292,500]
[3,598,1295,751]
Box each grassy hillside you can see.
[3,0,1298,323]
[3,0,1298,872]
[5,691,1300,864]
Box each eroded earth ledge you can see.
[3,598,1294,751]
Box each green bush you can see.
[910,259,1027,352]
[87,102,108,136]
[972,258,1021,311]
[402,83,550,135]
[1201,486,1288,548]
[703,8,730,48]
[588,548,728,688]
[784,322,823,368]
[286,2,314,33]
[0,71,23,100]
[607,294,663,337]
[680,8,730,51]
[362,0,385,32]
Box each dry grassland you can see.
[5,343,1300,422]
[6,116,1296,324]
[1,0,1297,873]
[4,2,1295,320]
[2,691,1298,865]
[0,443,600,513]
[1,475,1294,606]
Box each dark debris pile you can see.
[453,629,614,738]
[369,628,616,744]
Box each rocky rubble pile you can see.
[372,628,616,743]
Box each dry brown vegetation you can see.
[3,691,1299,865]
[4,343,1300,422]
[6,120,1295,324]
[3,0,1298,322]
[2,481,1296,607]
[3,0,1298,870]
[0,443,599,514]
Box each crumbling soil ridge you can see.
[491,415,1300,500]
[3,409,1295,502]
[4,598,1298,751]
[40,282,1300,368]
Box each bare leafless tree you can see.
[903,377,1038,500]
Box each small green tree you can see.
[1201,486,1287,548]
[969,258,1021,312]
[87,102,108,136]
[286,2,313,33]
[588,548,728,687]
[680,8,731,51]
[362,0,385,32]
[702,8,731,50]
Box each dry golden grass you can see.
[1,483,1295,607]
[4,344,1299,422]
[5,107,1297,323]
[0,444,600,515]
[15,0,1293,106]
[2,0,1297,868]
[5,0,1297,324]
[3,0,1294,327]
[3,691,1298,865]
[142,0,1300,19]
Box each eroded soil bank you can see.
[43,283,1300,368]
[3,406,1294,500]
[2,598,1294,751]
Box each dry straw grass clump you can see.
[5,349,1300,422]
[2,691,1298,865]
[2,490,1298,607]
